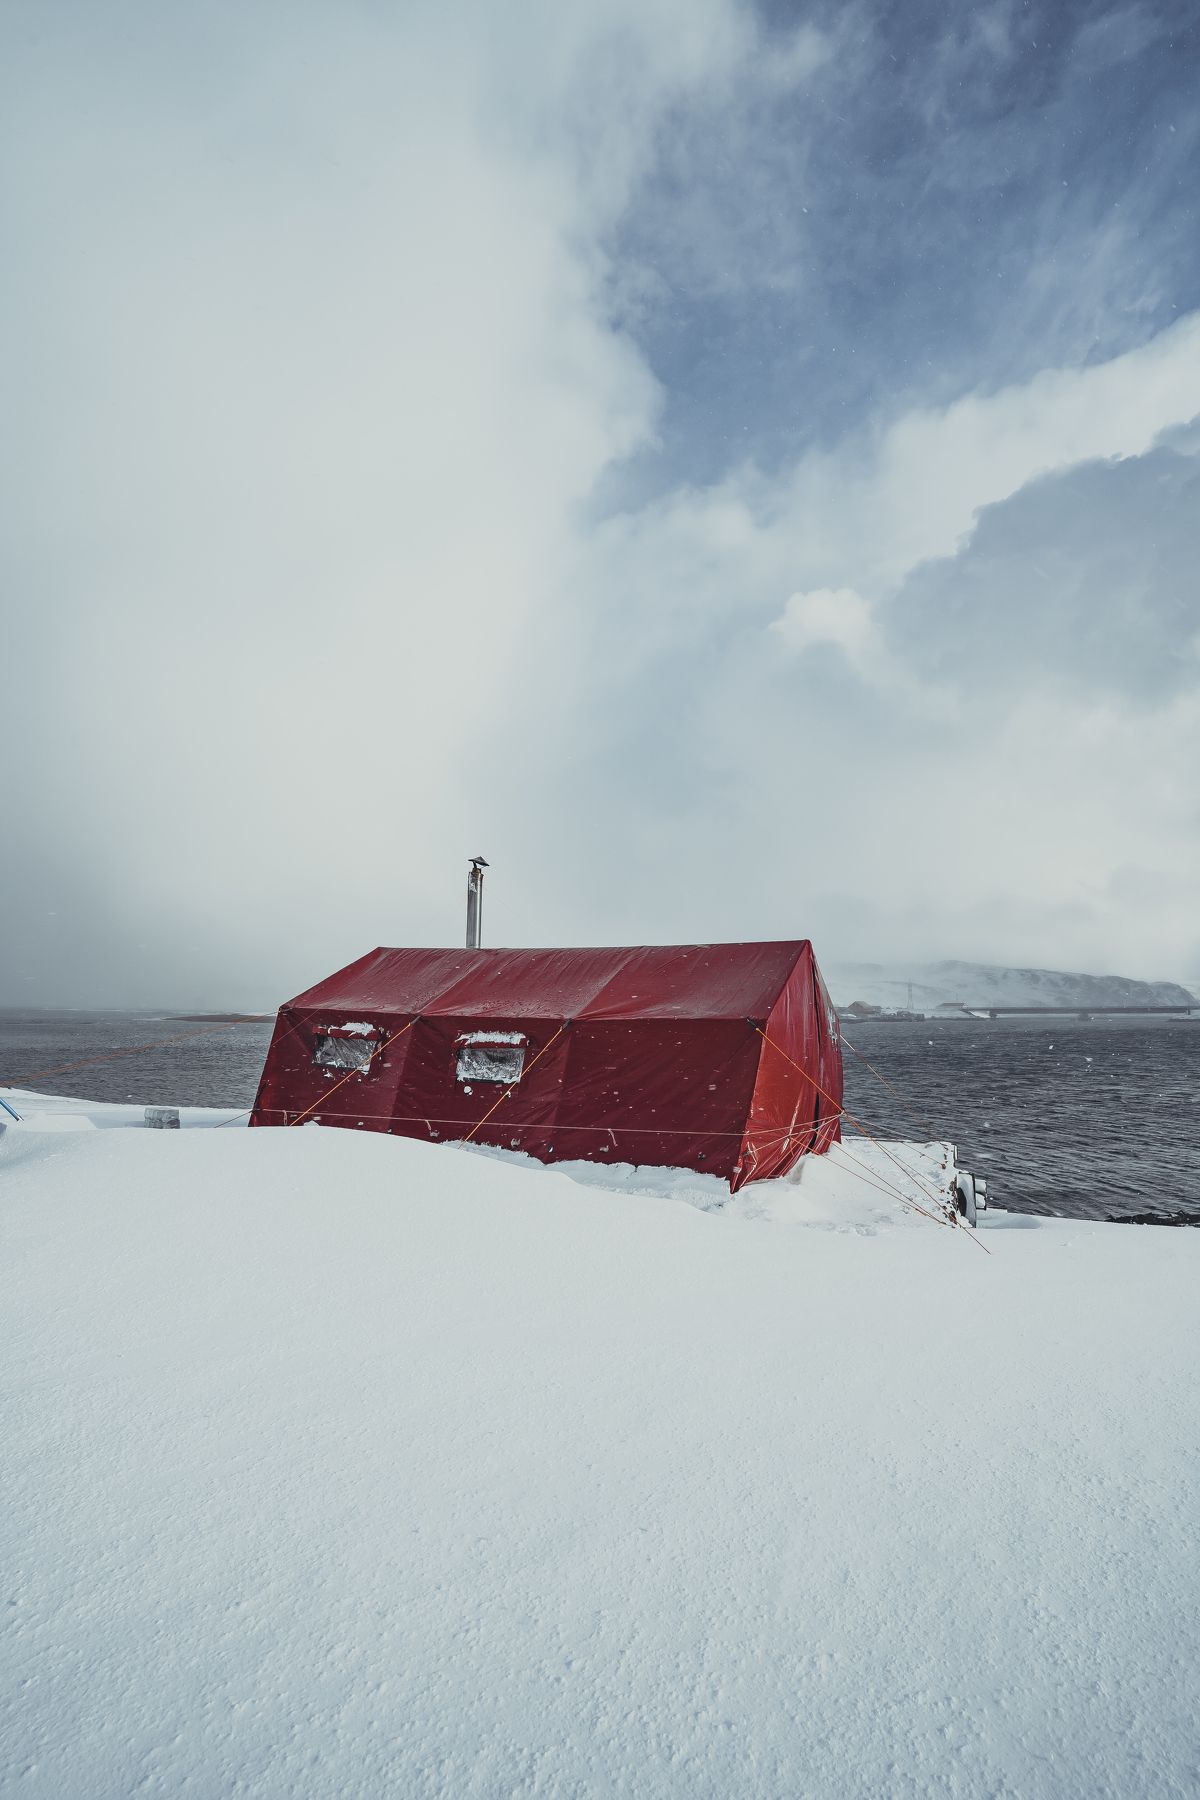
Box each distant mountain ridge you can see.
[824,959,1198,1014]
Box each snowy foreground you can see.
[3,1097,1199,1799]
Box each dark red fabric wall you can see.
[250,942,843,1189]
[735,946,843,1187]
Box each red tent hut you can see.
[250,941,842,1189]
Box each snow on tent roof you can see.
[287,942,816,1022]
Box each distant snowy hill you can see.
[824,958,1198,1013]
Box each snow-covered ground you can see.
[3,1097,1198,1798]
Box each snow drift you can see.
[2,1109,1198,1798]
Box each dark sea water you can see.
[0,1011,273,1114]
[2,1009,1197,1223]
[841,1016,1199,1223]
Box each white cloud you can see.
[0,0,750,1002]
[3,0,1199,1000]
[751,308,1200,615]
[579,310,1200,698]
[539,313,1200,980]
[770,588,875,666]
[846,308,1200,592]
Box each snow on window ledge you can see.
[454,1031,527,1047]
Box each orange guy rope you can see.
[263,1098,953,1218]
[839,1031,939,1140]
[752,1025,951,1217]
[287,1016,419,1129]
[462,1022,568,1143]
[833,1138,956,1224]
[752,1024,991,1249]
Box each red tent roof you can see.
[290,941,815,1022]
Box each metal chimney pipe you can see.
[466,857,489,948]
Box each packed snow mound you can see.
[464,1133,961,1232]
[3,1121,1199,1799]
[826,957,1197,1012]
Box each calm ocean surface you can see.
[2,1009,1197,1222]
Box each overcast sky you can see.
[3,0,1199,1007]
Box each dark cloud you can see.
[614,0,1200,487]
[888,436,1200,701]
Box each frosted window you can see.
[314,1034,376,1072]
[456,1042,526,1085]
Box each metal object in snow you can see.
[948,1142,987,1226]
[954,1169,987,1226]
